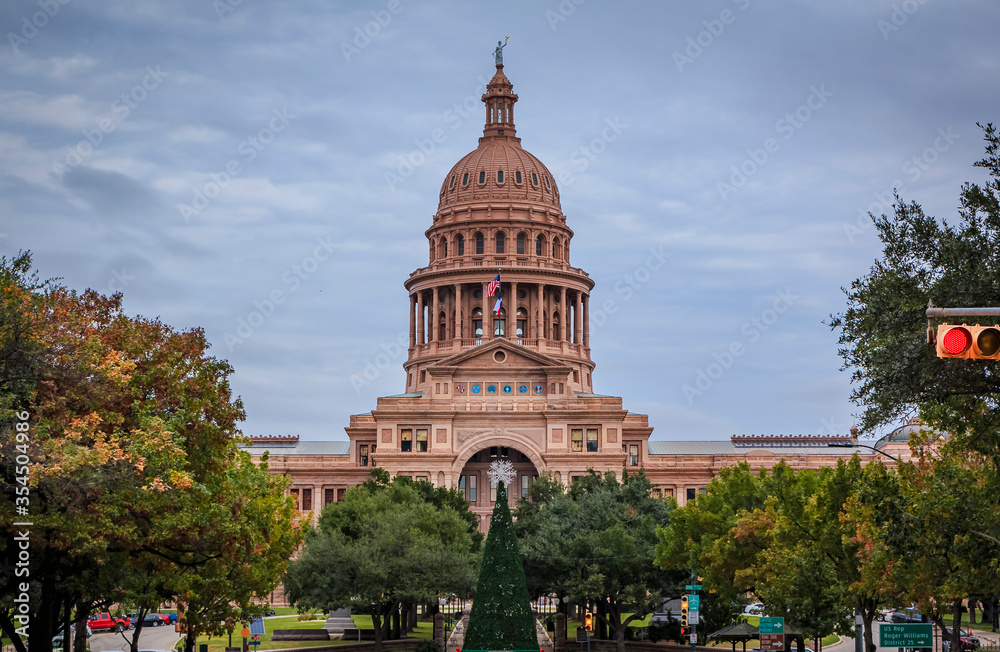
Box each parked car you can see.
[264,609,276,617]
[745,603,765,615]
[163,612,178,624]
[890,609,923,623]
[87,613,130,632]
[141,613,167,627]
[943,627,981,651]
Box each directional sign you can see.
[688,595,700,612]
[879,624,933,648]
[758,617,784,634]
[759,634,784,651]
[685,584,702,591]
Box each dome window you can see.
[457,234,465,256]
[535,235,544,256]
[531,172,538,186]
[462,172,469,186]
[544,175,551,190]
[515,171,522,184]
[516,232,526,255]
[495,232,505,254]
[479,170,486,184]
[475,232,484,255]
[497,170,504,183]
[449,175,456,189]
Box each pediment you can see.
[426,339,570,374]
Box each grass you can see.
[192,613,438,652]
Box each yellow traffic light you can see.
[937,324,1000,359]
[680,595,688,626]
[584,612,593,632]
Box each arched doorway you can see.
[457,445,538,532]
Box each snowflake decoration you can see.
[487,459,515,486]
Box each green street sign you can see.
[685,584,702,591]
[688,595,700,612]
[758,617,784,634]
[879,624,932,648]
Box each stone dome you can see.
[438,142,561,211]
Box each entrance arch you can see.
[454,440,541,531]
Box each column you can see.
[510,281,518,341]
[313,484,323,526]
[483,282,491,340]
[575,291,583,344]
[432,286,440,342]
[409,293,416,348]
[416,291,424,345]
[560,288,567,342]
[537,283,545,344]
[454,283,463,344]
[583,293,590,348]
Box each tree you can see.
[0,252,300,652]
[283,472,480,652]
[515,470,679,652]
[465,478,536,652]
[830,123,1000,461]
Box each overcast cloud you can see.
[2,0,997,442]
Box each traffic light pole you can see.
[925,302,1000,343]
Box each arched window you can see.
[552,311,561,341]
[472,308,483,338]
[516,232,526,255]
[536,234,544,256]
[479,170,486,184]
[515,170,522,184]
[438,311,447,341]
[442,237,448,258]
[494,308,506,337]
[497,170,504,183]
[552,236,560,259]
[475,232,484,255]
[457,234,465,256]
[495,232,505,254]
[516,307,527,338]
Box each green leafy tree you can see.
[830,123,1000,460]
[516,470,679,652]
[284,473,479,652]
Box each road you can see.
[89,625,180,652]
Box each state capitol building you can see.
[246,56,915,531]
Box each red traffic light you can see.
[937,324,1000,359]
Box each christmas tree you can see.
[462,460,538,652]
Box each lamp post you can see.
[827,442,899,461]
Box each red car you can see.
[88,612,130,632]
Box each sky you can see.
[2,1,997,443]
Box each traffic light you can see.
[680,595,688,626]
[584,612,593,632]
[936,324,1000,359]
[680,626,688,638]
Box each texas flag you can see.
[493,293,502,316]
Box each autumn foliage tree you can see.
[0,251,301,652]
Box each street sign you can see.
[685,584,702,591]
[879,624,933,648]
[758,617,784,634]
[759,633,784,651]
[689,595,700,612]
[240,627,250,639]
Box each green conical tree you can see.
[463,480,538,652]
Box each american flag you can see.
[486,274,500,296]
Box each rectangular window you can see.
[371,444,377,466]
[586,428,598,452]
[521,474,534,499]
[469,474,477,502]
[415,475,428,482]
[290,488,300,509]
[337,488,346,501]
[416,429,428,452]
[401,429,412,452]
[664,488,674,498]
[302,488,312,511]
[490,477,498,503]
[628,444,639,466]
[686,488,696,501]
[359,444,369,466]
[325,488,335,505]
[652,488,662,499]
[571,429,583,452]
